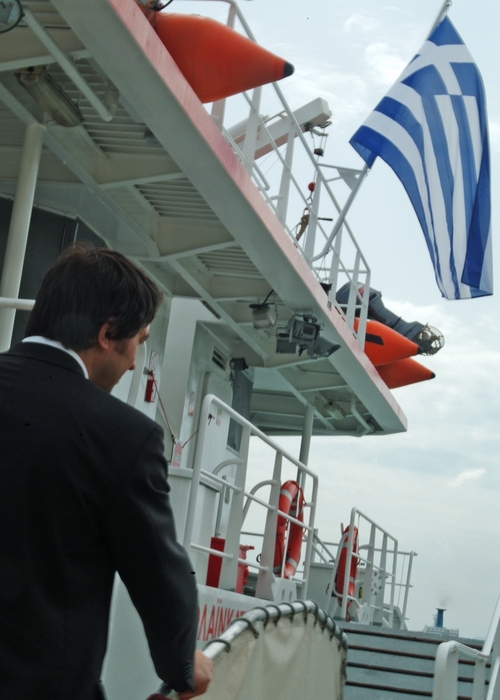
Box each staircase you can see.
[342,624,489,700]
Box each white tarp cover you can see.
[202,613,346,700]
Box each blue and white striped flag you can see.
[350,17,492,300]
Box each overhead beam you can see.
[101,171,185,190]
[0,49,92,73]
[0,82,158,256]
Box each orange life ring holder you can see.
[273,480,305,579]
[334,525,359,620]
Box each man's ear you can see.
[96,322,113,350]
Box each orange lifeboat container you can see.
[273,480,305,579]
[150,13,294,103]
[377,357,436,389]
[354,318,421,366]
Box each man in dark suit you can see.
[0,244,212,700]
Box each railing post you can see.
[388,538,398,628]
[240,87,262,175]
[300,474,318,600]
[487,658,500,700]
[183,394,215,549]
[340,508,357,620]
[363,523,376,625]
[472,658,487,700]
[401,551,416,626]
[356,269,370,345]
[327,226,342,305]
[255,451,282,600]
[372,532,387,626]
[276,124,295,224]
[345,255,361,332]
[304,178,321,260]
[433,643,459,700]
[219,423,250,590]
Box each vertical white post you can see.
[255,451,282,600]
[300,473,318,601]
[304,178,321,260]
[363,522,376,624]
[241,87,262,175]
[327,225,343,304]
[340,508,357,621]
[472,658,486,700]
[0,122,45,351]
[276,125,295,224]
[388,538,398,628]
[401,551,415,625]
[432,642,459,700]
[345,251,362,330]
[219,423,250,590]
[356,269,371,346]
[299,402,315,465]
[298,401,315,485]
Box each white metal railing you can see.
[183,393,318,601]
[313,507,416,629]
[0,296,35,310]
[176,0,370,346]
[433,595,500,700]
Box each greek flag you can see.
[350,17,492,300]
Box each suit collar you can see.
[5,341,86,377]
[23,336,89,378]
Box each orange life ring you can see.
[273,480,305,579]
[334,525,359,620]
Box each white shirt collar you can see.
[22,336,89,379]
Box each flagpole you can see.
[429,0,452,36]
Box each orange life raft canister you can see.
[151,13,294,103]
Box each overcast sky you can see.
[180,0,500,638]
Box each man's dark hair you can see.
[25,243,163,351]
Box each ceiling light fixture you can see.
[250,303,277,329]
[249,290,278,330]
[16,66,83,127]
[324,401,346,420]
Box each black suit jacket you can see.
[0,342,198,700]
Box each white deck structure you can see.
[0,2,431,699]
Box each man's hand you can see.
[178,650,213,699]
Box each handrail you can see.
[150,600,348,698]
[312,508,415,629]
[432,594,500,700]
[183,393,318,600]
[0,296,35,310]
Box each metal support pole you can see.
[0,122,45,351]
[241,87,262,175]
[303,178,321,260]
[429,0,452,36]
[299,402,315,465]
[255,451,282,600]
[297,401,315,485]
